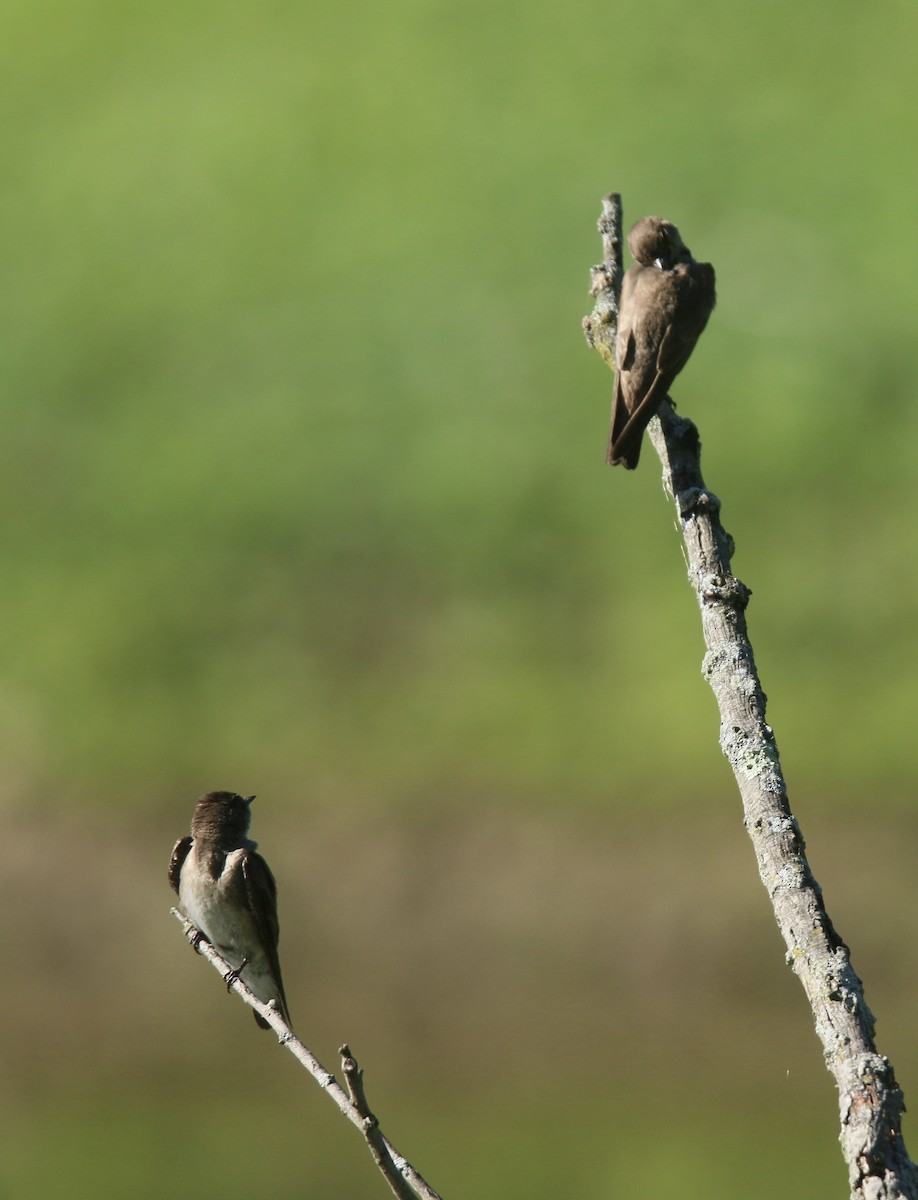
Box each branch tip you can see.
[170,911,442,1200]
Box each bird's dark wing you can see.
[241,850,291,1027]
[608,313,640,466]
[607,325,674,468]
[168,836,193,895]
[607,265,670,468]
[607,260,715,469]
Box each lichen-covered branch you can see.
[585,196,918,1200]
[171,908,443,1200]
[582,191,623,373]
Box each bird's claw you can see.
[224,957,250,992]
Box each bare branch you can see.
[581,191,623,371]
[340,1043,420,1200]
[585,196,918,1200]
[171,908,443,1200]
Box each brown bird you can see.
[169,791,291,1029]
[607,216,716,469]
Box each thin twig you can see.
[585,196,918,1200]
[171,908,444,1200]
[341,1043,419,1200]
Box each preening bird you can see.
[607,216,716,469]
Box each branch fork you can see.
[171,908,442,1200]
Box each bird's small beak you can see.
[653,257,665,270]
[245,794,256,805]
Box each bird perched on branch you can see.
[607,216,716,469]
[169,790,291,1029]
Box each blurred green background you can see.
[3,0,918,1196]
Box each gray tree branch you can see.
[584,194,918,1200]
[171,908,443,1200]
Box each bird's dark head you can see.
[191,790,255,845]
[628,216,690,270]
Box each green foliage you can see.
[3,0,918,811]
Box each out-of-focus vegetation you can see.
[3,0,918,1196]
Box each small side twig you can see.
[341,1043,419,1200]
[171,908,443,1200]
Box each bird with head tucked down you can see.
[607,216,716,469]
